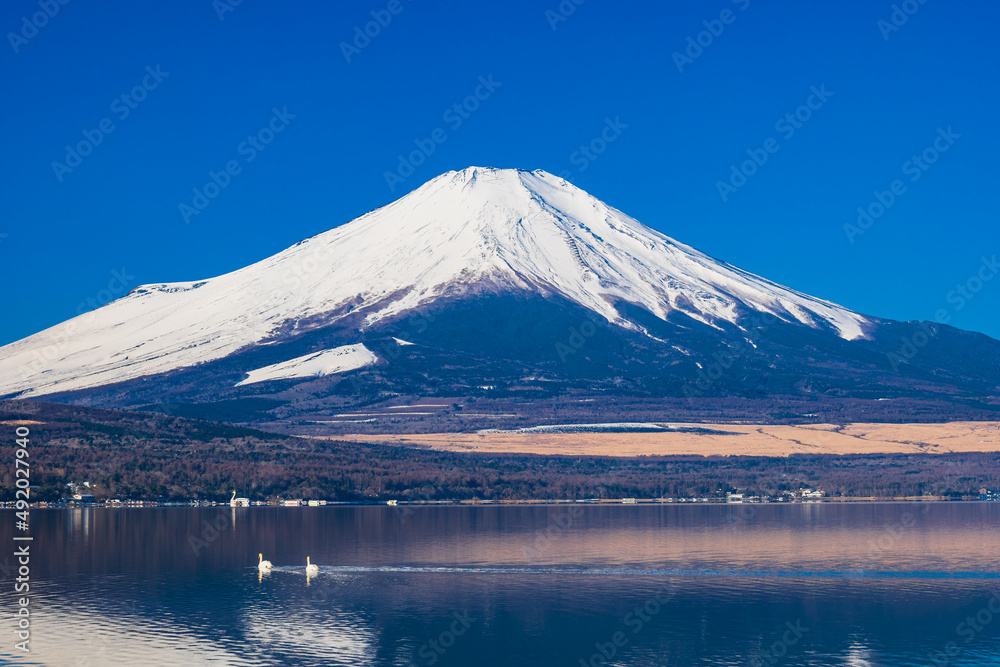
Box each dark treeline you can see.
[3,400,999,501]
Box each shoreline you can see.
[5,496,998,509]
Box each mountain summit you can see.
[1,168,997,426]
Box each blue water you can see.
[2,503,999,666]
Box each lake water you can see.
[2,503,999,666]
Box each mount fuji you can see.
[2,167,998,429]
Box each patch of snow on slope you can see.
[235,344,377,386]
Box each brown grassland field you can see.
[327,421,1000,457]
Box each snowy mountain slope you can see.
[0,167,870,399]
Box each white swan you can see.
[258,553,273,571]
[306,556,319,575]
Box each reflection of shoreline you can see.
[4,504,999,579]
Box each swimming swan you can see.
[306,556,319,574]
[258,553,273,571]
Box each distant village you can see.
[5,484,999,509]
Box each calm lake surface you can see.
[2,503,999,666]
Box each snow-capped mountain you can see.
[0,167,869,398]
[0,167,997,424]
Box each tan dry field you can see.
[326,422,1000,457]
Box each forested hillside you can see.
[3,400,998,501]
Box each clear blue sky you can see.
[2,0,998,345]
